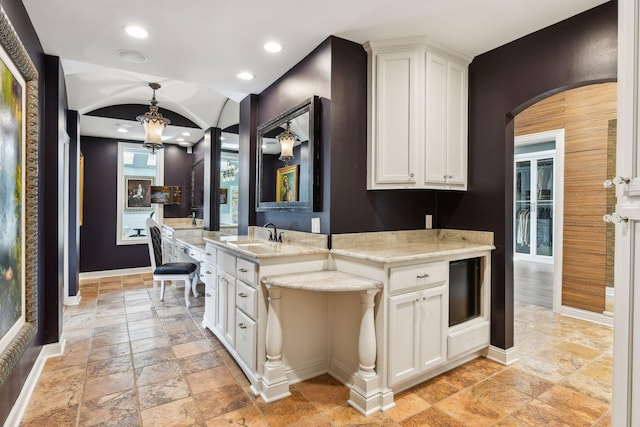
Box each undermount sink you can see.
[227,239,275,249]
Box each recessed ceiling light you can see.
[117,49,147,63]
[123,25,148,39]
[117,128,128,133]
[181,131,191,136]
[178,141,193,147]
[264,42,283,53]
[220,136,226,140]
[177,137,185,142]
[237,72,255,81]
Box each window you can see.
[116,142,164,245]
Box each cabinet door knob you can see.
[603,176,630,188]
[603,213,629,223]
[238,323,247,329]
[417,273,430,279]
[238,292,248,298]
[410,173,414,178]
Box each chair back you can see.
[145,217,163,269]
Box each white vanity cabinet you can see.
[366,37,470,191]
[216,250,238,346]
[201,243,217,331]
[161,224,203,262]
[387,262,448,386]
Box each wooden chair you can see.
[145,217,199,307]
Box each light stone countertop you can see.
[202,235,329,260]
[330,229,495,264]
[162,218,205,231]
[262,270,382,292]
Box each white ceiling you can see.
[22,0,609,146]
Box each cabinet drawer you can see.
[187,247,202,261]
[235,309,257,370]
[204,243,217,265]
[236,258,257,286]
[389,261,448,294]
[236,281,257,318]
[447,320,490,360]
[218,250,236,274]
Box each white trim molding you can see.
[484,345,520,366]
[560,305,614,327]
[79,266,151,280]
[4,341,65,427]
[63,292,81,306]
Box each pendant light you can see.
[137,82,170,153]
[278,121,296,165]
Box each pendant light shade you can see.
[278,121,296,164]
[137,83,170,153]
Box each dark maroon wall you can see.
[163,144,193,218]
[439,1,617,350]
[254,38,332,232]
[79,136,194,272]
[0,0,50,423]
[248,36,438,235]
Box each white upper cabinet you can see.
[366,37,470,190]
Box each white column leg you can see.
[349,288,385,416]
[260,285,291,402]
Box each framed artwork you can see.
[125,176,154,210]
[0,6,39,390]
[150,185,182,205]
[220,188,228,204]
[276,165,299,202]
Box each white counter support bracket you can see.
[347,287,390,416]
[260,270,385,412]
[260,285,291,402]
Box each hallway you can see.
[20,274,612,426]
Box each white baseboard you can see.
[4,341,65,427]
[560,305,614,327]
[79,266,151,280]
[64,291,81,306]
[485,345,520,366]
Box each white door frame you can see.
[515,130,564,314]
[612,1,639,424]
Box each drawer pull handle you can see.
[206,293,212,298]
[206,252,212,256]
[206,271,212,274]
[238,293,248,298]
[238,323,247,329]
[239,268,248,273]
[417,274,430,279]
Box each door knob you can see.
[603,176,630,188]
[603,213,629,223]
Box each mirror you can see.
[190,159,204,211]
[220,149,239,235]
[256,96,320,212]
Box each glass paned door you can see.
[536,159,553,256]
[514,154,555,260]
[515,161,531,254]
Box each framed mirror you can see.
[190,159,204,211]
[256,96,320,212]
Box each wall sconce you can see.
[137,82,170,153]
[278,121,296,165]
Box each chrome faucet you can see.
[264,223,281,242]
[190,212,197,226]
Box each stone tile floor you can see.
[20,273,613,426]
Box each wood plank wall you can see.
[514,82,617,313]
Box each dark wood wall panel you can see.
[514,82,617,313]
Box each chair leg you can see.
[160,280,166,301]
[191,273,199,298]
[184,277,191,308]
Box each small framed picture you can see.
[125,176,154,210]
[276,165,299,202]
[220,188,228,204]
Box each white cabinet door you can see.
[202,264,216,331]
[418,285,448,372]
[424,52,468,189]
[388,291,421,386]
[424,51,447,186]
[445,59,468,187]
[216,270,235,344]
[370,49,421,187]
